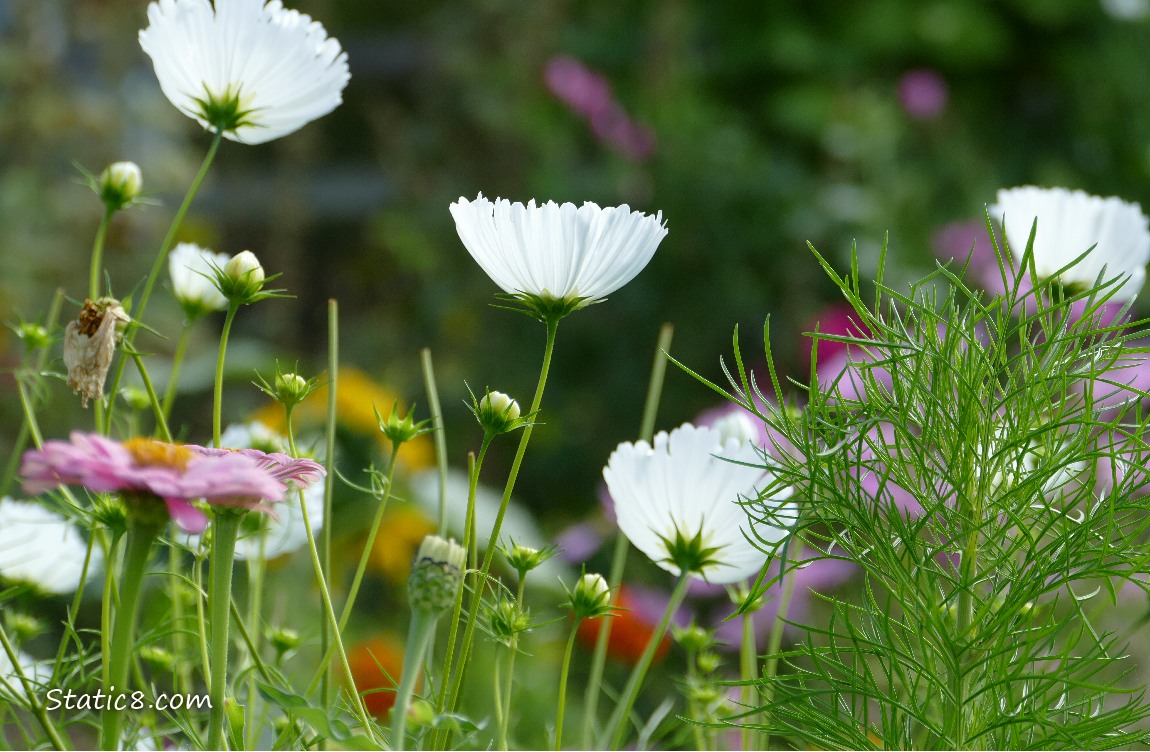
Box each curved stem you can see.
[604,573,691,750]
[128,351,171,442]
[89,206,115,300]
[554,618,581,751]
[212,302,241,448]
[445,316,559,718]
[160,321,194,424]
[582,323,673,747]
[104,131,222,433]
[206,510,241,750]
[100,518,160,750]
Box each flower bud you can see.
[139,645,176,673]
[696,651,722,675]
[275,373,310,405]
[268,626,302,656]
[489,598,530,642]
[407,699,435,729]
[120,387,152,412]
[4,612,43,643]
[473,389,527,435]
[375,401,432,447]
[217,250,267,303]
[672,623,712,653]
[502,541,557,578]
[408,535,466,614]
[569,572,613,620]
[99,161,142,211]
[12,322,52,351]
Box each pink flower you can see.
[898,68,948,121]
[187,445,325,489]
[20,433,291,533]
[544,55,657,161]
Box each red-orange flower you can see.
[576,585,670,666]
[346,635,411,718]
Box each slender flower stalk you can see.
[89,206,114,301]
[555,624,580,751]
[582,323,673,747]
[0,623,67,751]
[420,348,450,536]
[161,321,194,422]
[759,540,802,751]
[444,317,559,719]
[212,300,241,447]
[603,573,692,749]
[205,509,242,749]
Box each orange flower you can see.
[576,585,671,666]
[367,506,437,584]
[346,635,411,718]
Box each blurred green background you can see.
[3,0,1150,531]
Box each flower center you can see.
[194,84,261,134]
[124,438,194,470]
[658,520,724,578]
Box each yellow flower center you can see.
[124,438,194,470]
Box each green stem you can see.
[0,623,69,751]
[321,300,339,715]
[52,533,98,673]
[100,516,160,750]
[420,348,450,537]
[739,607,758,752]
[555,619,581,751]
[193,552,212,686]
[169,544,193,696]
[129,351,172,442]
[686,648,706,751]
[104,131,223,433]
[206,510,242,750]
[604,573,691,750]
[245,556,265,751]
[286,410,378,742]
[498,576,527,750]
[160,321,194,424]
[392,609,438,751]
[15,377,45,450]
[212,301,241,448]
[89,206,115,300]
[582,323,673,747]
[445,316,559,719]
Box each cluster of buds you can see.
[407,535,466,614]
[63,297,130,408]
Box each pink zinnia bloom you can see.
[20,433,291,533]
[188,445,325,489]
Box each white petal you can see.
[0,498,102,595]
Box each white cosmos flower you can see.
[449,195,667,314]
[603,423,795,584]
[139,0,350,145]
[991,186,1150,301]
[169,242,230,318]
[0,498,103,595]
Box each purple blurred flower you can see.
[21,433,289,533]
[545,55,656,161]
[801,302,871,374]
[898,69,948,121]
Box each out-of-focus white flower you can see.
[169,242,230,318]
[139,0,349,145]
[449,195,667,315]
[1101,0,1149,20]
[991,186,1150,302]
[0,498,103,595]
[220,421,289,454]
[603,423,795,584]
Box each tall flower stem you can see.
[420,348,450,536]
[498,575,527,750]
[392,609,437,751]
[160,321,194,423]
[321,300,339,713]
[212,301,241,447]
[205,509,242,750]
[582,323,673,747]
[104,130,223,434]
[443,316,559,721]
[285,411,377,741]
[554,618,581,751]
[739,608,759,752]
[88,206,115,300]
[100,513,162,750]
[603,573,691,750]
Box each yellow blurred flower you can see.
[368,506,436,584]
[253,367,434,471]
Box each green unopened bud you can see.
[375,401,432,447]
[90,494,128,536]
[489,598,530,642]
[4,612,43,643]
[11,322,52,351]
[672,623,712,653]
[472,389,528,435]
[99,161,143,211]
[267,626,301,656]
[696,650,722,674]
[502,540,558,578]
[216,250,268,303]
[568,572,613,620]
[139,645,176,673]
[408,535,466,614]
[407,699,435,729]
[689,682,721,705]
[120,386,152,412]
[275,373,309,405]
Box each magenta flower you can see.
[188,445,325,489]
[20,433,290,533]
[898,68,948,121]
[544,55,657,161]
